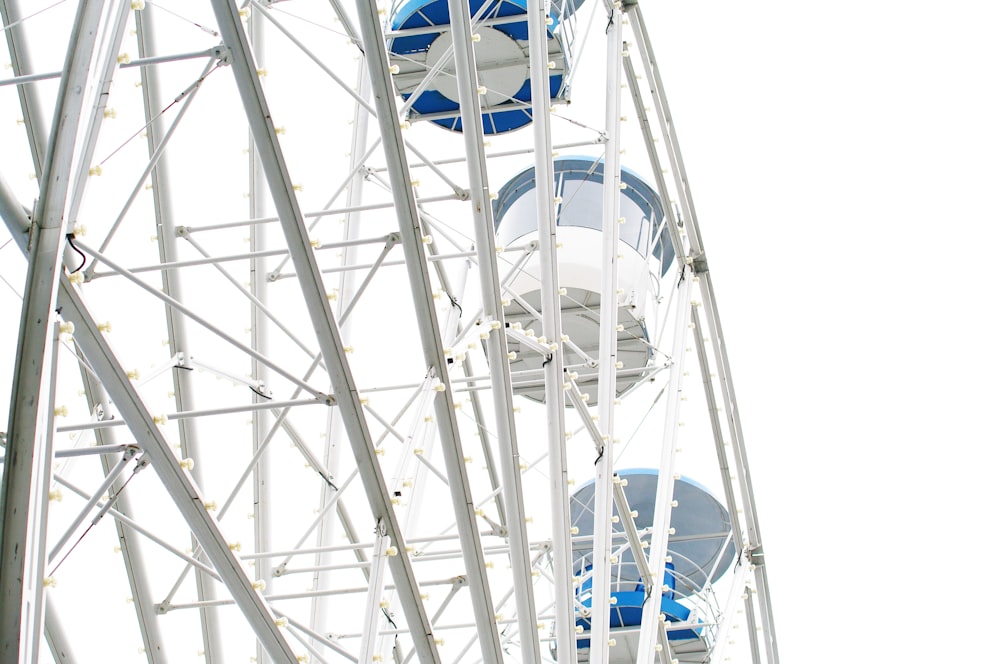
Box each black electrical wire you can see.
[65,233,86,274]
[249,385,272,400]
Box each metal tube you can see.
[76,369,166,663]
[445,0,541,658]
[119,47,219,68]
[698,272,779,663]
[0,69,61,86]
[0,2,106,657]
[83,58,215,279]
[53,474,219,579]
[590,6,624,661]
[207,3,443,659]
[43,600,75,664]
[351,0,511,657]
[0,0,48,176]
[55,398,325,433]
[46,451,135,564]
[134,8,227,655]
[2,173,300,663]
[245,14,273,660]
[625,4,704,259]
[74,240,330,399]
[359,520,390,662]
[65,0,132,226]
[636,282,693,662]
[61,275,300,661]
[525,0,576,658]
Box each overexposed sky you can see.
[654,2,1000,661]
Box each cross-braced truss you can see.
[0,1,777,663]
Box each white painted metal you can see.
[590,5,624,661]
[0,1,779,662]
[0,0,47,176]
[445,0,541,659]
[636,281,692,663]
[1,2,107,658]
[0,180,301,664]
[208,1,443,661]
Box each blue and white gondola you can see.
[386,0,570,133]
[566,470,737,662]
[493,157,675,402]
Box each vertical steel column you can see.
[589,4,624,661]
[625,4,704,260]
[134,7,225,659]
[43,600,75,664]
[525,0,576,659]
[635,281,693,663]
[349,0,506,659]
[698,272,779,664]
[0,2,106,659]
[207,1,442,660]
[359,520,390,663]
[0,0,47,177]
[247,9,274,664]
[445,0,542,659]
[77,371,166,663]
[65,0,132,225]
[0,197,302,662]
[58,284,301,663]
[310,57,373,645]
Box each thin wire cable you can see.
[96,62,224,167]
[145,1,219,37]
[0,269,22,299]
[1,0,68,33]
[48,461,143,576]
[267,2,353,40]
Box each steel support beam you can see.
[611,480,671,663]
[446,0,541,659]
[697,272,779,663]
[206,1,442,661]
[0,174,300,664]
[245,9,275,664]
[133,7,227,658]
[624,4,704,260]
[349,0,509,659]
[65,0,132,225]
[43,600,75,664]
[525,0,576,658]
[590,6,624,661]
[77,370,166,663]
[636,281,693,663]
[622,6,779,658]
[0,0,47,177]
[311,58,373,648]
[0,2,106,658]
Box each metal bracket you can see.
[211,45,231,66]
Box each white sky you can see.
[657,2,1000,661]
[2,1,1000,662]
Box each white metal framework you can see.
[0,1,777,663]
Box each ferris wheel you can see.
[0,1,779,663]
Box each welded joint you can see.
[212,45,232,66]
[506,325,556,357]
[565,375,606,451]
